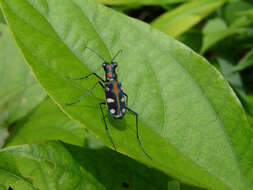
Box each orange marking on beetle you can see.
[107,73,112,78]
[113,82,119,93]
[113,82,120,114]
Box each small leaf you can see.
[0,24,47,124]
[151,0,226,37]
[233,49,253,72]
[200,18,239,53]
[224,1,253,25]
[217,56,244,90]
[5,97,86,147]
[201,3,253,54]
[1,0,253,190]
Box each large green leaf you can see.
[151,0,226,37]
[5,97,86,147]
[0,141,169,190]
[96,0,190,5]
[1,0,253,190]
[0,24,47,125]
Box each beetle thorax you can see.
[103,62,118,81]
[106,70,117,81]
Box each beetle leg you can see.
[100,102,117,150]
[66,72,105,82]
[122,92,128,107]
[126,107,152,160]
[66,81,101,106]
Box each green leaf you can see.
[201,2,253,54]
[0,126,8,148]
[217,56,244,91]
[0,141,106,190]
[0,141,169,190]
[0,104,8,148]
[200,18,239,53]
[64,142,169,190]
[224,0,253,25]
[238,8,253,20]
[151,0,226,37]
[167,180,180,190]
[1,0,253,190]
[5,97,86,147]
[96,0,190,6]
[233,49,253,72]
[242,95,253,128]
[180,184,205,190]
[0,24,47,125]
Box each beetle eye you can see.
[113,62,118,67]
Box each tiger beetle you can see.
[66,47,151,159]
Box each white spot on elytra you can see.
[107,98,114,103]
[121,97,124,102]
[110,109,116,114]
[122,108,125,113]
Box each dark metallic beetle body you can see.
[104,81,126,119]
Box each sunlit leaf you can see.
[0,24,47,125]
[96,0,190,6]
[151,0,226,37]
[1,0,253,189]
[5,97,86,147]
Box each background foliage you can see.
[0,0,253,190]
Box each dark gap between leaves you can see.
[122,182,130,188]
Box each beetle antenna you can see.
[112,49,123,61]
[84,47,107,62]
